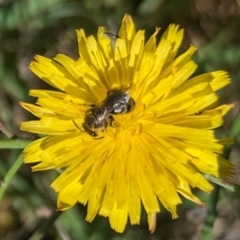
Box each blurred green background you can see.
[1,0,240,239]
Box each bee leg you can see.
[127,98,135,112]
[109,115,114,126]
[94,136,104,140]
[81,124,103,139]
[82,123,98,137]
[79,103,95,108]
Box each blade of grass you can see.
[0,152,23,202]
[28,210,62,240]
[0,121,14,138]
[0,139,34,149]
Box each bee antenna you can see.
[72,120,83,132]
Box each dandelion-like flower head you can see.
[20,14,234,233]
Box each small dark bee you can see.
[82,88,135,137]
[105,88,135,114]
[82,106,113,137]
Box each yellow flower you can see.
[20,14,234,233]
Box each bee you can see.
[81,87,135,137]
[82,106,113,137]
[105,88,135,114]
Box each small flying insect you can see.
[103,31,120,40]
[81,87,135,137]
[103,31,120,49]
